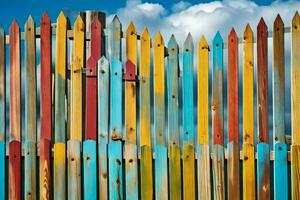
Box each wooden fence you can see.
[0,10,299,200]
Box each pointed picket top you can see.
[10,19,20,33]
[198,35,209,50]
[257,17,268,33]
[57,11,67,26]
[292,11,300,31]
[125,59,136,81]
[168,34,178,50]
[110,15,121,29]
[154,32,164,47]
[141,27,150,40]
[273,14,284,29]
[41,12,51,25]
[213,31,223,47]
[228,28,238,43]
[74,15,84,29]
[25,15,35,27]
[243,24,254,43]
[126,21,137,36]
[98,56,109,72]
[183,33,194,52]
[91,16,101,31]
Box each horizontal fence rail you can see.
[0,10,299,200]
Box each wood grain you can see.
[24,16,37,199]
[291,11,300,200]
[242,24,256,200]
[9,20,21,142]
[9,141,21,200]
[154,32,168,200]
[54,12,67,143]
[212,32,225,200]
[197,36,211,200]
[182,33,195,200]
[227,28,240,200]
[139,28,153,200]
[98,57,109,200]
[71,16,84,141]
[167,35,181,200]
[273,14,288,200]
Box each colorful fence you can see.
[0,10,299,200]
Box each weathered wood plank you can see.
[182,33,195,200]
[71,15,84,141]
[53,143,66,200]
[154,32,168,200]
[54,12,67,143]
[9,140,21,200]
[54,12,67,199]
[125,22,138,199]
[24,16,37,199]
[9,20,21,200]
[98,56,109,200]
[40,12,52,200]
[242,24,256,200]
[109,59,123,199]
[139,28,153,200]
[124,63,138,199]
[273,14,288,200]
[83,140,97,200]
[167,35,181,200]
[85,57,97,140]
[67,140,81,200]
[85,17,101,141]
[197,36,211,200]
[0,24,5,200]
[107,16,122,61]
[291,11,300,199]
[227,28,240,200]
[257,18,270,200]
[9,20,21,142]
[212,32,225,200]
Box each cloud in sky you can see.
[108,0,299,44]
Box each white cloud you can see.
[108,0,300,44]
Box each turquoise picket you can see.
[83,140,97,200]
[109,59,123,199]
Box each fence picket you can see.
[167,35,181,200]
[242,24,256,200]
[109,59,123,199]
[40,12,52,200]
[291,11,300,199]
[139,28,153,200]
[125,22,138,199]
[54,12,67,200]
[182,33,196,199]
[0,24,5,200]
[24,16,37,199]
[212,31,225,200]
[197,35,211,200]
[9,19,21,200]
[273,14,288,200]
[257,18,270,200]
[154,32,168,200]
[227,28,240,200]
[98,56,109,200]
